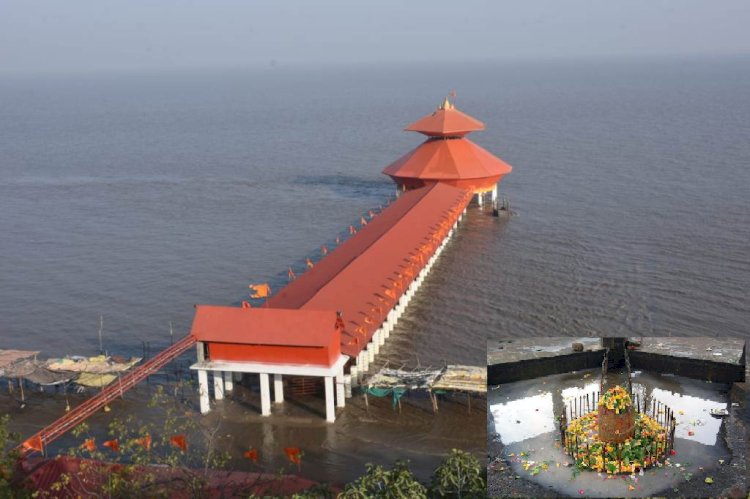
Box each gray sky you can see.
[1,0,749,74]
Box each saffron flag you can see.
[135,435,152,450]
[306,258,314,269]
[22,436,44,453]
[284,447,302,465]
[103,439,120,452]
[243,448,259,463]
[249,283,271,298]
[360,216,367,226]
[170,435,188,452]
[81,438,96,452]
[321,245,328,255]
[288,267,296,280]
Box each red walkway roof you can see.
[191,306,338,347]
[265,182,471,357]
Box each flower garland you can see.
[598,385,632,414]
[565,411,669,474]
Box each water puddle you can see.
[490,369,731,497]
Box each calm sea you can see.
[1,56,748,481]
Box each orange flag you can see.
[360,216,367,226]
[284,447,302,465]
[249,283,271,298]
[321,245,328,255]
[243,448,259,463]
[241,301,251,309]
[103,439,120,452]
[288,267,296,280]
[81,438,96,452]
[135,435,152,450]
[306,258,314,269]
[349,225,356,235]
[22,436,44,453]
[170,435,187,452]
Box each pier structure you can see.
[189,98,514,421]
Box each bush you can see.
[340,460,428,499]
[429,448,485,498]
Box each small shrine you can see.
[560,351,676,474]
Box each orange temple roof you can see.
[383,137,512,181]
[405,97,485,137]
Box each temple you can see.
[383,97,513,206]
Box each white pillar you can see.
[378,328,385,346]
[492,184,498,202]
[367,343,375,363]
[372,334,380,355]
[273,373,284,403]
[198,370,210,414]
[260,373,271,416]
[196,342,205,362]
[361,350,369,372]
[336,370,345,408]
[224,371,233,392]
[213,372,224,400]
[477,192,483,206]
[325,376,335,422]
[344,374,352,398]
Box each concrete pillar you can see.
[198,370,210,414]
[336,370,345,408]
[344,374,352,398]
[213,372,224,400]
[223,371,233,392]
[350,364,359,384]
[325,376,336,422]
[477,192,483,206]
[361,349,369,372]
[492,184,498,202]
[260,373,271,416]
[372,333,380,355]
[196,342,205,362]
[378,328,385,346]
[273,373,284,403]
[368,343,375,363]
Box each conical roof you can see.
[383,138,512,180]
[405,98,485,137]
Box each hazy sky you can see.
[2,0,749,74]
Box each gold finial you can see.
[441,97,451,110]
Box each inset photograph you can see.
[487,337,746,498]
